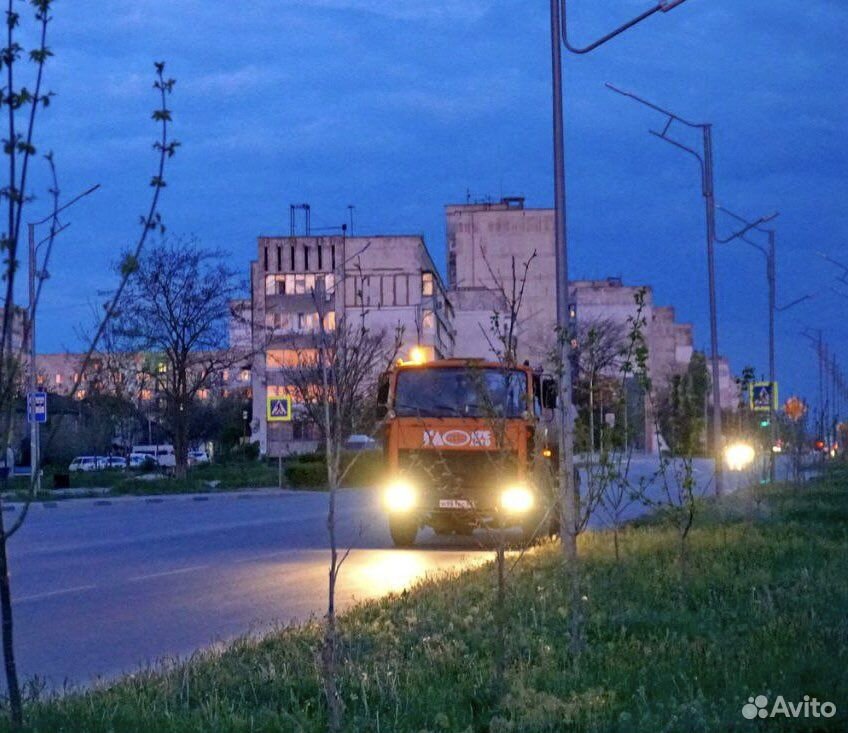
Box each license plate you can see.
[439,499,473,509]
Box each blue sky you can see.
[24,0,848,415]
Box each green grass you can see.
[6,474,848,732]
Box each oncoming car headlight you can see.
[500,485,534,514]
[384,479,417,512]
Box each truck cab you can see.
[378,356,559,546]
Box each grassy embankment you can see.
[4,452,382,498]
[6,471,848,732]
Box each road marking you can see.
[15,584,97,603]
[128,565,208,583]
[233,550,299,564]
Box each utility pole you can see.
[549,0,692,555]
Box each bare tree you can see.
[0,48,178,730]
[113,238,245,479]
[283,278,401,733]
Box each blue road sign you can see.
[267,395,292,422]
[27,391,47,423]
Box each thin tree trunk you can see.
[613,525,620,562]
[0,474,21,730]
[494,540,506,699]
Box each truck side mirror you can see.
[376,373,390,420]
[541,376,558,410]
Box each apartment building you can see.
[250,233,454,456]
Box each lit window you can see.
[324,311,336,331]
[141,389,153,401]
[222,369,229,381]
[55,373,62,385]
[304,274,316,292]
[197,388,210,400]
[422,272,434,297]
[239,369,250,382]
[422,309,435,331]
[76,390,86,400]
[157,362,167,374]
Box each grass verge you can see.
[5,475,847,732]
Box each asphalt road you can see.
[5,454,774,689]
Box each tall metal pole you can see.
[551,0,577,560]
[702,126,724,496]
[27,223,39,494]
[767,229,776,482]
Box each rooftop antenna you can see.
[347,204,355,235]
[289,203,311,236]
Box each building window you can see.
[263,247,268,270]
[304,274,316,293]
[54,373,62,385]
[324,311,336,331]
[222,369,229,381]
[295,275,306,294]
[141,389,153,401]
[422,272,434,297]
[157,362,167,374]
[304,246,310,271]
[197,388,210,400]
[290,245,296,271]
[239,369,250,382]
[317,245,323,270]
[76,390,86,400]
[422,309,435,332]
[276,246,282,271]
[331,245,336,270]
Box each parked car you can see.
[69,456,97,472]
[129,453,157,469]
[95,456,110,470]
[188,450,210,465]
[344,434,377,452]
[106,456,128,469]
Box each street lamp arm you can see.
[817,251,848,277]
[714,213,778,244]
[605,82,703,128]
[29,183,100,226]
[648,129,705,175]
[561,2,660,54]
[775,294,813,312]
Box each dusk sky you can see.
[26,0,848,414]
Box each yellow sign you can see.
[267,395,292,422]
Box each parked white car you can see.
[129,453,156,469]
[69,456,98,472]
[106,456,128,469]
[188,450,210,465]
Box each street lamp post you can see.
[717,206,812,482]
[27,184,99,493]
[550,0,692,556]
[606,84,776,496]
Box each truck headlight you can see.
[384,479,417,512]
[500,485,534,514]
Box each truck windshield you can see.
[394,367,528,418]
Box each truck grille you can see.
[398,450,518,499]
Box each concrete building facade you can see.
[250,233,454,456]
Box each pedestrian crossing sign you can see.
[267,395,292,422]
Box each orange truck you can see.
[376,356,559,547]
